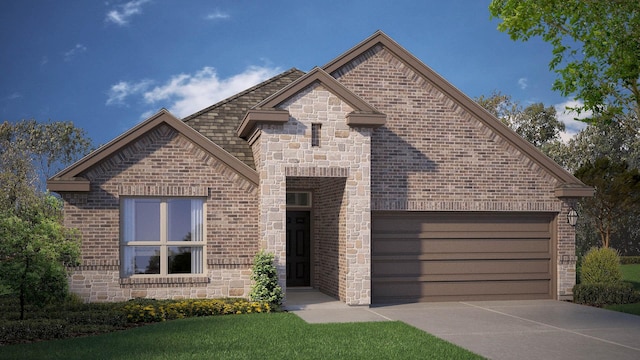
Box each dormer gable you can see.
[237,67,385,139]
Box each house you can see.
[47,31,592,305]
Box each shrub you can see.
[620,256,640,264]
[0,319,68,344]
[573,282,640,306]
[249,250,283,306]
[580,247,622,285]
[122,298,271,323]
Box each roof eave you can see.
[555,184,595,198]
[237,109,290,139]
[49,109,259,191]
[46,178,90,192]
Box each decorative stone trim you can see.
[372,200,562,212]
[118,185,208,197]
[207,258,253,269]
[120,276,210,288]
[70,259,119,271]
[285,166,349,177]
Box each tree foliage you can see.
[0,195,81,320]
[0,119,90,319]
[574,158,640,248]
[0,120,92,191]
[489,0,640,122]
[476,91,565,147]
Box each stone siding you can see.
[62,124,258,302]
[254,84,372,305]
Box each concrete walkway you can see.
[284,290,640,360]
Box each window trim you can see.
[120,197,207,278]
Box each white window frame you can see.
[120,197,206,277]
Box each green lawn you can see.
[2,313,483,360]
[605,264,640,316]
[621,264,640,290]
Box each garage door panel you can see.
[373,238,550,254]
[373,213,553,233]
[373,231,551,240]
[373,280,551,303]
[373,259,551,277]
[372,212,554,303]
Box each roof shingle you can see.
[182,68,305,169]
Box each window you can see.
[121,198,205,277]
[311,123,321,147]
[286,192,312,207]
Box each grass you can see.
[605,264,640,316]
[620,264,640,290]
[1,312,483,360]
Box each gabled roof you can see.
[323,30,592,197]
[237,67,386,138]
[47,109,259,192]
[183,68,305,169]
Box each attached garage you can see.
[372,212,555,304]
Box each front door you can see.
[286,211,310,287]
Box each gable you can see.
[237,67,386,139]
[324,31,592,199]
[47,109,258,192]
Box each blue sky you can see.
[0,0,587,147]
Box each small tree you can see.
[0,195,80,319]
[580,247,622,285]
[249,250,283,307]
[575,158,640,248]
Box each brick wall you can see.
[61,124,259,302]
[332,44,577,298]
[333,45,561,211]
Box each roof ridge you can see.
[182,68,305,122]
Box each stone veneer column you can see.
[255,84,373,305]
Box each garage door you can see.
[372,212,554,304]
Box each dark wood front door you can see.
[286,211,310,287]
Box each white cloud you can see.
[205,10,230,20]
[142,65,281,117]
[555,99,591,142]
[64,44,87,62]
[106,79,153,106]
[4,92,22,101]
[518,77,528,90]
[106,0,151,26]
[40,56,48,66]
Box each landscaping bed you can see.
[0,296,271,345]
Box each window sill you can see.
[120,276,210,288]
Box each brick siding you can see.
[332,44,577,298]
[62,124,258,302]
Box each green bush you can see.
[0,319,68,344]
[573,282,640,306]
[620,256,640,264]
[122,298,271,323]
[580,247,622,284]
[249,250,283,306]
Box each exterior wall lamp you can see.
[567,207,578,227]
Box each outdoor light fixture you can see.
[567,208,578,227]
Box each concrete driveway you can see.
[371,300,640,360]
